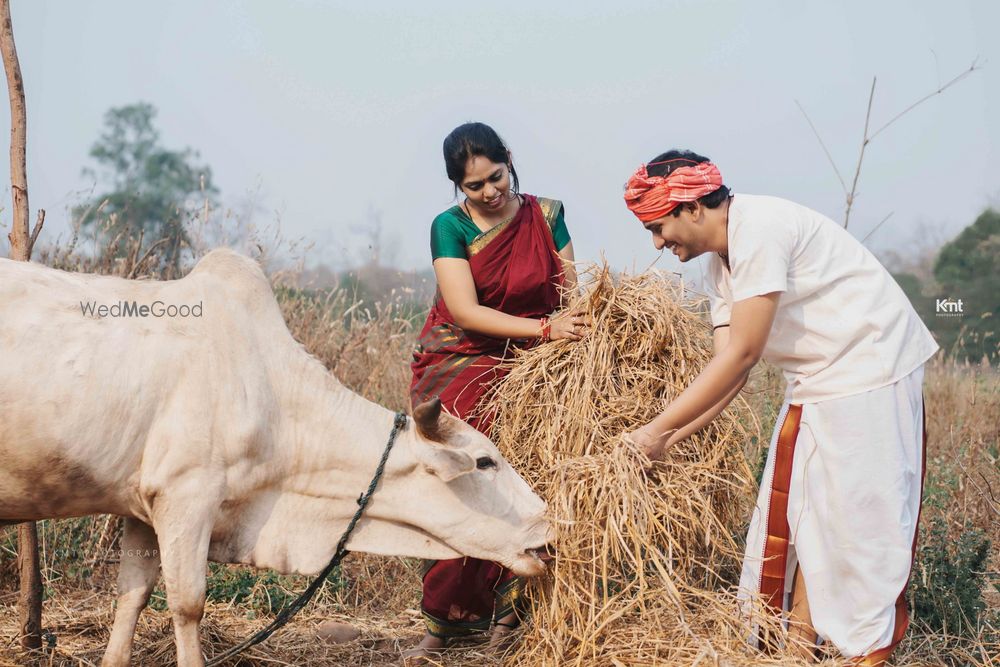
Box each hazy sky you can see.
[2,0,997,281]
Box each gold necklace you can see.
[463,195,521,232]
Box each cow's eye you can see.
[476,456,497,470]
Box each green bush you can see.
[909,516,994,636]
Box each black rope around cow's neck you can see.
[205,411,408,667]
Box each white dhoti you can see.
[738,365,925,660]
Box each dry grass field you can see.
[0,241,996,666]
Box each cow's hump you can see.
[189,249,276,305]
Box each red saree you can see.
[410,195,564,637]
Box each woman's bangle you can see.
[538,316,551,342]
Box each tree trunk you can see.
[1,0,29,259]
[0,0,43,650]
[15,524,42,648]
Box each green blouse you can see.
[430,198,571,260]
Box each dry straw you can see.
[485,264,820,666]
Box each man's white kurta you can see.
[703,194,938,656]
[703,194,938,404]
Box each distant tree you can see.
[76,102,218,271]
[892,271,934,319]
[932,208,1000,363]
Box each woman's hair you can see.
[443,122,520,196]
[645,149,730,215]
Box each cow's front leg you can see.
[102,518,161,667]
[153,496,216,667]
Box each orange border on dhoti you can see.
[759,404,802,614]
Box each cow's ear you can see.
[418,445,476,482]
[413,398,444,442]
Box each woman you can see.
[405,122,586,661]
[621,150,937,665]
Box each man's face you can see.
[642,205,706,262]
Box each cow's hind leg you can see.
[153,494,216,667]
[102,518,161,667]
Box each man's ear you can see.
[416,444,476,483]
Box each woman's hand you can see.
[548,309,590,341]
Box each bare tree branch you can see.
[797,60,982,233]
[843,77,877,229]
[795,99,848,195]
[29,208,43,247]
[861,211,894,245]
[869,59,982,142]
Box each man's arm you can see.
[657,326,750,450]
[628,293,779,459]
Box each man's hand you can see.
[623,424,677,461]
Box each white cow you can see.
[0,249,552,666]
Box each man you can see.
[622,150,938,665]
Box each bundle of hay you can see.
[488,265,777,666]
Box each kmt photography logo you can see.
[935,298,964,317]
[79,300,203,319]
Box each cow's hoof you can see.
[316,620,361,644]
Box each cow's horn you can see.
[413,397,443,441]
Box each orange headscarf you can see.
[623,160,723,222]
